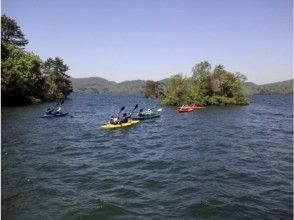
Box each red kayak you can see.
[178,106,194,113]
[189,103,205,109]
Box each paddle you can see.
[53,100,65,115]
[117,106,125,117]
[150,106,162,112]
[48,101,60,114]
[129,104,139,117]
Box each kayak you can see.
[40,112,68,118]
[178,104,205,110]
[100,119,139,129]
[189,103,205,109]
[132,114,160,120]
[191,106,205,109]
[178,107,193,113]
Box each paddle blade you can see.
[121,106,125,111]
[157,108,163,112]
[61,100,64,105]
[134,104,138,109]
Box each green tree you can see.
[141,80,163,98]
[41,57,73,98]
[192,61,211,97]
[210,64,227,95]
[1,15,73,105]
[1,44,44,104]
[1,14,28,47]
[192,60,211,81]
[163,74,189,105]
[160,61,249,106]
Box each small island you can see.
[142,61,250,106]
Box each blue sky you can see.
[2,0,293,84]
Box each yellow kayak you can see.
[100,119,139,129]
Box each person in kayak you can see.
[119,113,129,124]
[54,105,62,114]
[138,109,144,116]
[109,115,120,125]
[144,108,152,115]
[46,108,54,115]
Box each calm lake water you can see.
[2,93,293,219]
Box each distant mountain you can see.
[111,80,146,93]
[71,77,116,93]
[71,77,145,93]
[244,79,293,95]
[72,77,293,95]
[243,82,259,95]
[257,79,293,95]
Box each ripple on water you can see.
[1,94,293,219]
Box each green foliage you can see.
[192,61,211,81]
[141,80,164,98]
[1,15,73,105]
[1,14,28,47]
[1,44,44,104]
[192,61,211,97]
[163,74,189,105]
[41,57,73,98]
[160,61,250,106]
[42,73,63,101]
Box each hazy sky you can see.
[2,0,293,84]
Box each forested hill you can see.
[72,77,293,95]
[71,77,145,93]
[244,79,293,95]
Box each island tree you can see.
[141,80,164,98]
[142,61,249,106]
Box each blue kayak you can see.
[40,112,68,118]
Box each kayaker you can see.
[119,113,129,124]
[46,108,54,115]
[55,106,62,114]
[145,108,152,115]
[138,109,144,116]
[109,115,120,125]
[109,116,114,124]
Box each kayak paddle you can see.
[129,104,139,117]
[117,106,125,116]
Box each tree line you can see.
[142,61,249,105]
[1,15,73,105]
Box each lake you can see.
[1,93,293,219]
